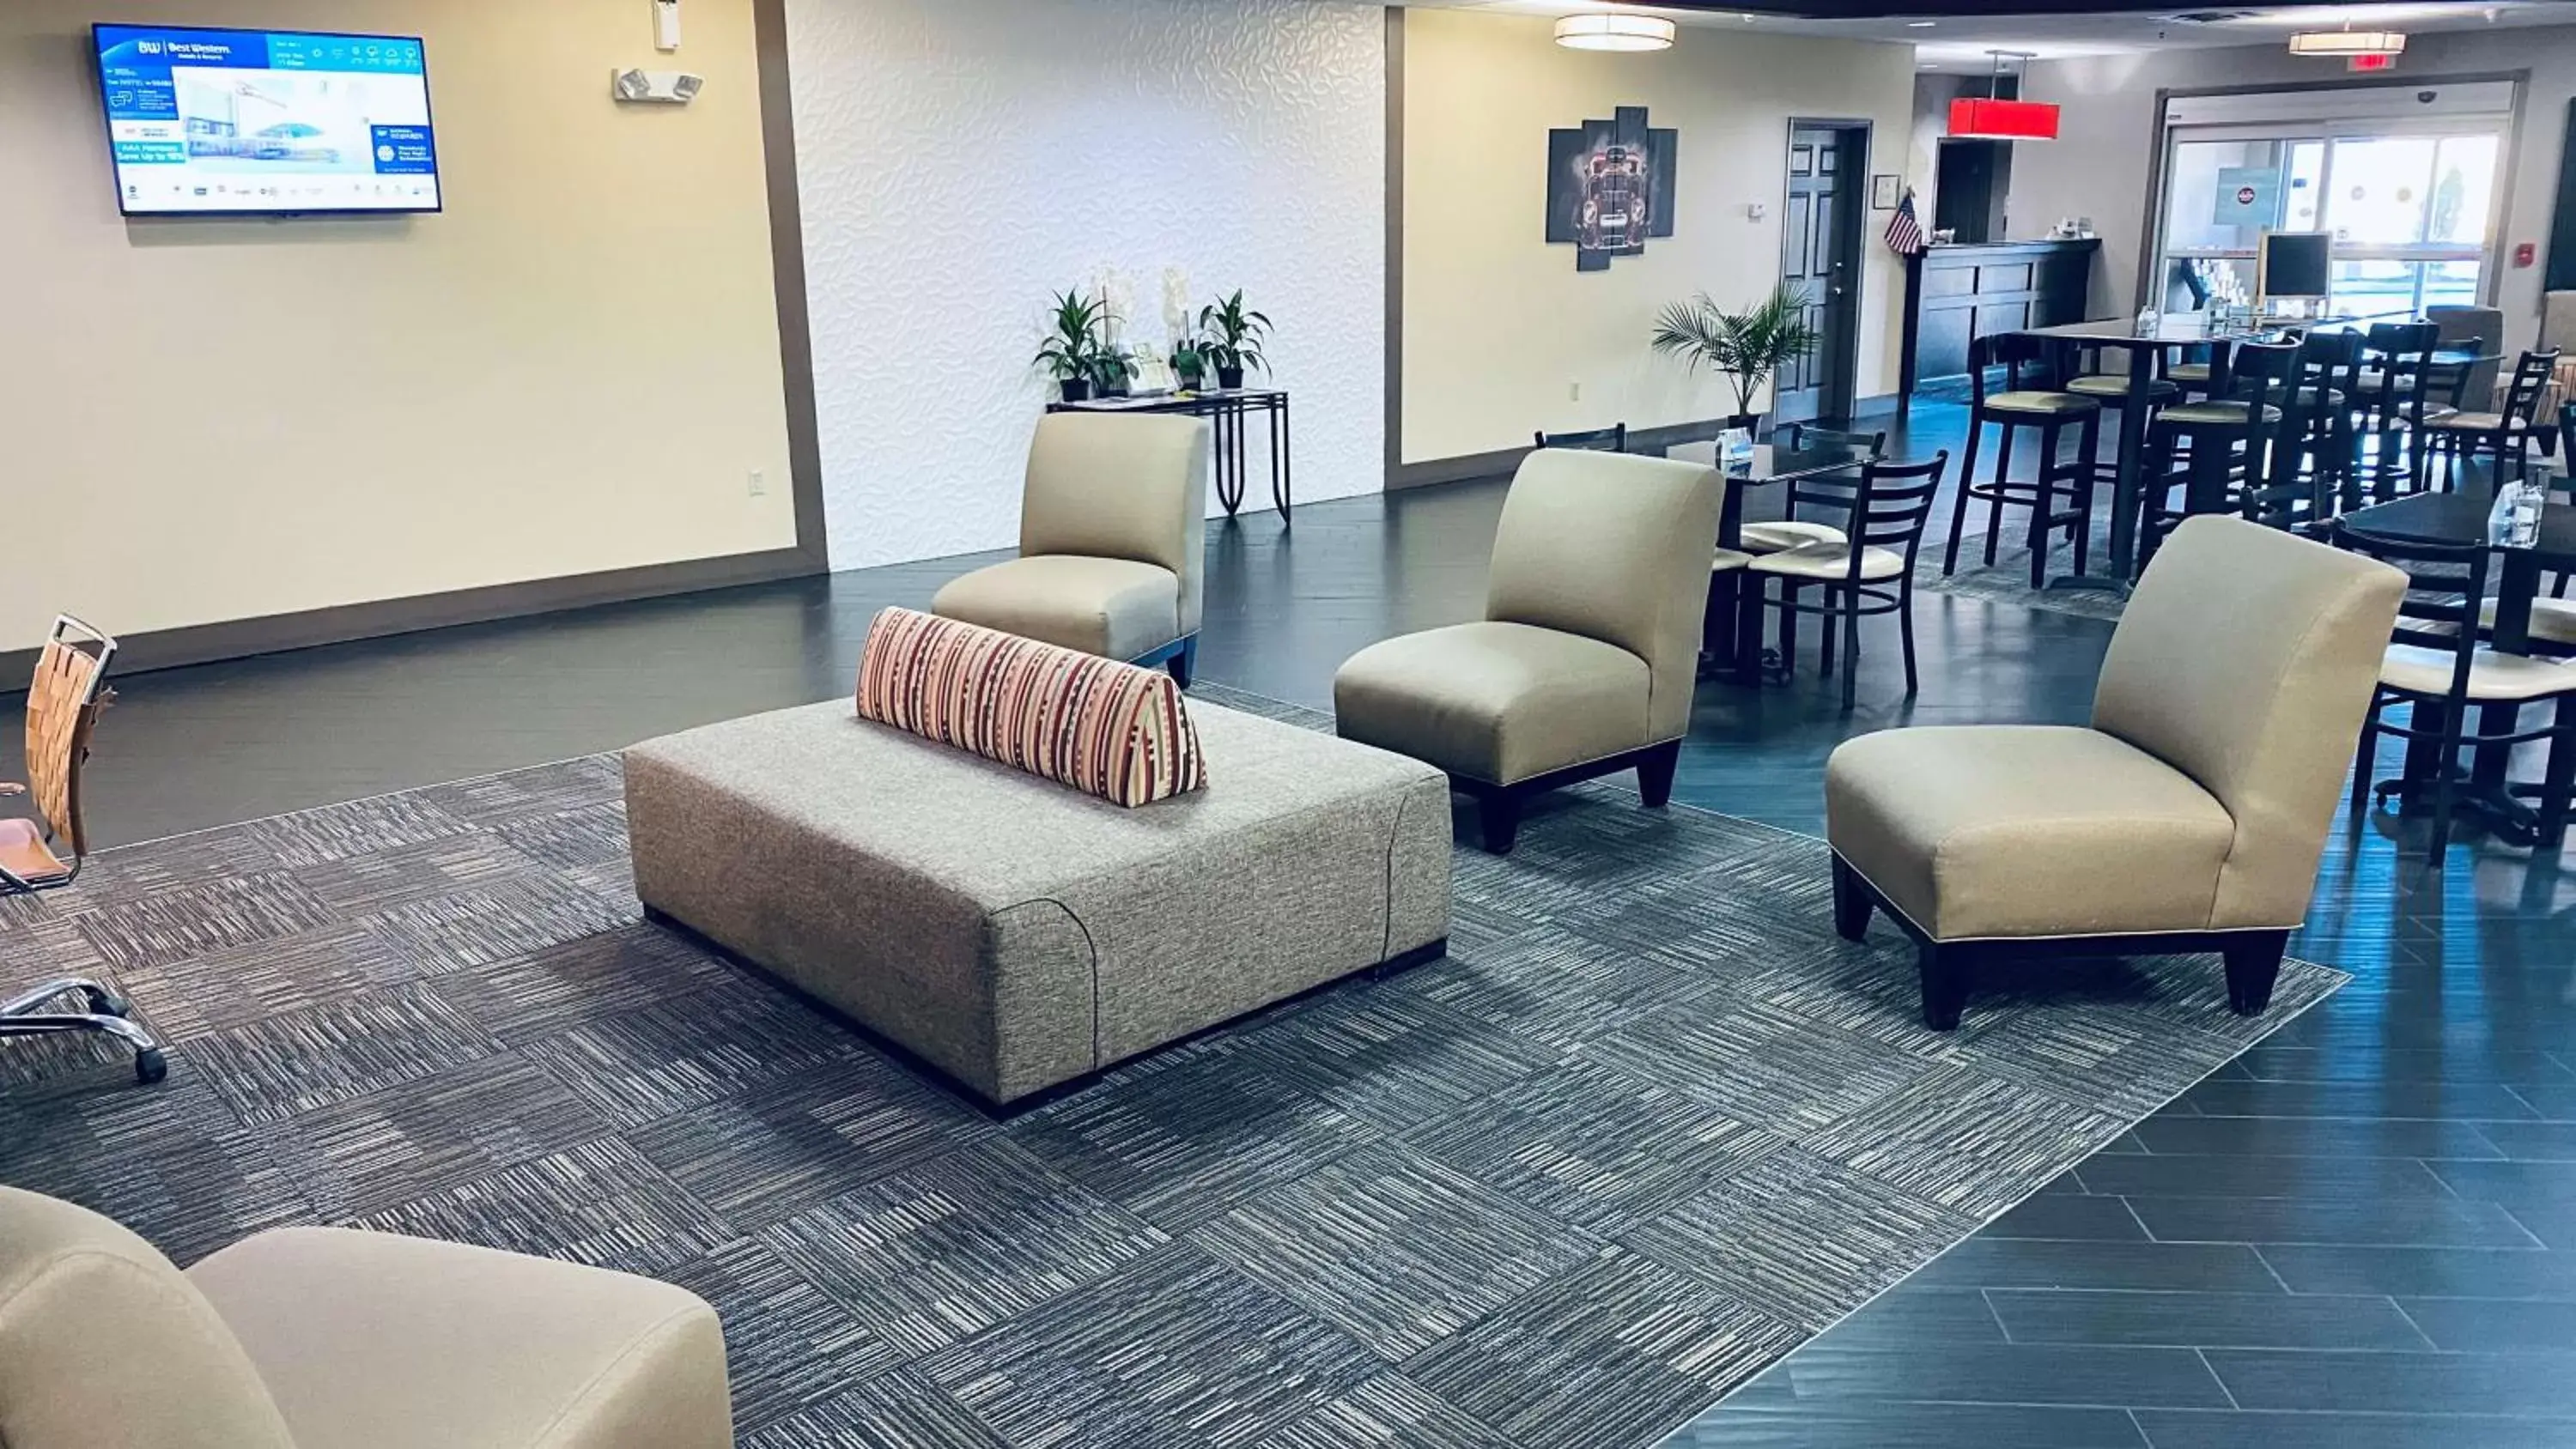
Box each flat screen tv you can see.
[94,24,440,216]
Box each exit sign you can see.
[2349,52,2399,72]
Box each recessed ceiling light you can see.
[2287,27,2407,54]
[1908,21,1937,27]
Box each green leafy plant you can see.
[1032,288,1108,383]
[1196,290,1273,377]
[1649,283,1821,420]
[1089,345,1137,392]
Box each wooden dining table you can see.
[2342,483,2576,843]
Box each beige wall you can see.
[0,0,795,653]
[2016,27,2576,352]
[1401,9,1917,464]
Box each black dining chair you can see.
[2336,524,2576,864]
[2423,349,2560,494]
[2350,322,2451,499]
[1747,452,1948,711]
[1535,423,1627,453]
[1737,422,1887,555]
[1945,333,2099,587]
[2240,331,2360,536]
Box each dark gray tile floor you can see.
[9,401,2573,1446]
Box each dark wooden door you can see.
[1778,124,1863,424]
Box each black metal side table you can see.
[1046,389,1293,523]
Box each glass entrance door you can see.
[2154,123,2500,318]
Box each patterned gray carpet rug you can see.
[1916,525,2129,624]
[0,683,2343,1449]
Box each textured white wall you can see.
[790,0,1387,569]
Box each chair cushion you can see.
[2067,374,2181,401]
[1711,547,1755,573]
[855,608,1206,807]
[2503,597,2576,648]
[1748,543,1907,582]
[2156,401,2281,427]
[931,555,1182,661]
[0,818,68,884]
[1334,620,1653,786]
[2295,386,2347,408]
[2379,644,2576,702]
[1741,520,1849,553]
[1984,390,2099,417]
[2167,361,2214,385]
[187,1226,731,1449]
[1826,724,2237,941]
[2425,410,2511,433]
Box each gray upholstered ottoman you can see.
[623,699,1452,1104]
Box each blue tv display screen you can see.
[94,24,440,215]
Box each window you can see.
[2152,112,2503,318]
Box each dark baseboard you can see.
[4,546,823,684]
[1388,416,1749,491]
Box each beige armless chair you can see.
[1826,516,2404,1029]
[0,1186,732,1449]
[1334,447,1722,852]
[933,412,1212,684]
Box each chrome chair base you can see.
[1,977,167,1083]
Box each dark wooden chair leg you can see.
[1636,741,1680,809]
[1478,789,1521,854]
[1831,853,1872,942]
[1918,939,1970,1031]
[1839,585,1862,712]
[2222,931,2288,1016]
[1984,425,2015,566]
[1943,413,1982,576]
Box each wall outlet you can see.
[747,469,767,497]
[1569,380,1582,402]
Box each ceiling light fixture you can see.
[1948,50,2059,142]
[1552,11,1678,52]
[2287,27,2408,55]
[1908,20,1937,27]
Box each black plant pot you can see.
[1216,366,1246,391]
[1724,411,1766,439]
[1176,367,1206,392]
[1059,377,1093,403]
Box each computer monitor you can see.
[2257,230,2333,312]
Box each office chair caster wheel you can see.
[86,988,132,1019]
[133,1047,167,1086]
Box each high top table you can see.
[2014,317,2269,591]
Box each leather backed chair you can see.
[1334,448,1722,852]
[933,413,1211,684]
[0,1185,732,1449]
[1826,516,2404,1029]
[0,616,164,1084]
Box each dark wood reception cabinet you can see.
[1899,239,2098,399]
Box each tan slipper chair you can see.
[933,412,1212,684]
[1826,515,2404,1029]
[0,1185,733,1449]
[1333,447,1722,852]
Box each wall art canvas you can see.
[1546,105,1677,272]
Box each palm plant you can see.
[1649,283,1821,422]
[1197,290,1272,383]
[1033,288,1109,397]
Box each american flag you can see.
[1882,188,1926,257]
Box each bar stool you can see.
[2140,338,2300,566]
[2423,349,2560,493]
[2239,333,2353,536]
[2292,329,2367,514]
[2349,322,2451,500]
[1942,332,2100,588]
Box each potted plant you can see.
[1171,336,1208,392]
[1034,288,1107,403]
[1091,345,1137,399]
[1197,290,1272,391]
[1649,283,1820,433]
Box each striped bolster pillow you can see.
[854,608,1207,807]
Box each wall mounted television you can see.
[94,24,440,216]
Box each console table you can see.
[1046,389,1293,523]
